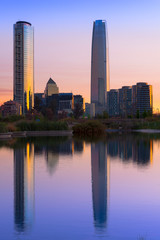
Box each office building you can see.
[91,20,110,114]
[13,21,34,114]
[44,78,59,97]
[59,93,74,115]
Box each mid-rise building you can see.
[132,85,137,116]
[136,82,152,116]
[85,103,91,117]
[118,87,132,117]
[74,95,85,111]
[1,100,22,117]
[59,93,74,115]
[108,83,152,118]
[119,86,132,117]
[107,90,118,117]
[13,21,34,114]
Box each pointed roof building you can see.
[44,78,59,97]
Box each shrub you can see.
[3,115,24,122]
[73,120,106,136]
[7,123,17,132]
[0,123,7,133]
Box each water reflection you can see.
[33,138,84,174]
[14,143,34,233]
[2,134,155,237]
[91,142,109,230]
[107,136,153,165]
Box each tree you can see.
[48,99,58,117]
[46,108,53,120]
[142,110,147,118]
[73,103,84,119]
[103,111,109,119]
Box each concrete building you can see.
[118,86,132,117]
[84,103,95,118]
[106,82,152,118]
[90,103,96,118]
[74,95,85,111]
[135,82,153,116]
[132,85,137,116]
[34,93,46,108]
[46,94,59,116]
[13,21,34,114]
[85,103,91,117]
[1,100,22,117]
[107,90,118,117]
[58,93,74,115]
[91,20,110,114]
[44,78,59,97]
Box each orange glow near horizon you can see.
[0,23,160,111]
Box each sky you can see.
[0,0,160,111]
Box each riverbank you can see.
[1,117,160,140]
[0,130,73,140]
[1,128,160,141]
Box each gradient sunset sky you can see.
[0,0,160,110]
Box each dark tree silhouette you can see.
[73,103,84,119]
[34,96,42,112]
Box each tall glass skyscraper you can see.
[13,21,34,114]
[91,20,110,113]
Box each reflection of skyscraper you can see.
[107,136,153,166]
[73,140,84,154]
[13,21,34,114]
[91,142,109,229]
[132,140,152,165]
[45,150,59,175]
[91,20,110,114]
[14,143,34,232]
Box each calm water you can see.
[0,134,160,240]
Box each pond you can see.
[0,134,160,240]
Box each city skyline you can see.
[0,0,160,111]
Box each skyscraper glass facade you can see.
[13,21,34,114]
[91,20,110,112]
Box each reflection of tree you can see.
[14,143,34,233]
[91,142,109,230]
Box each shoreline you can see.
[0,128,160,140]
[0,130,73,139]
